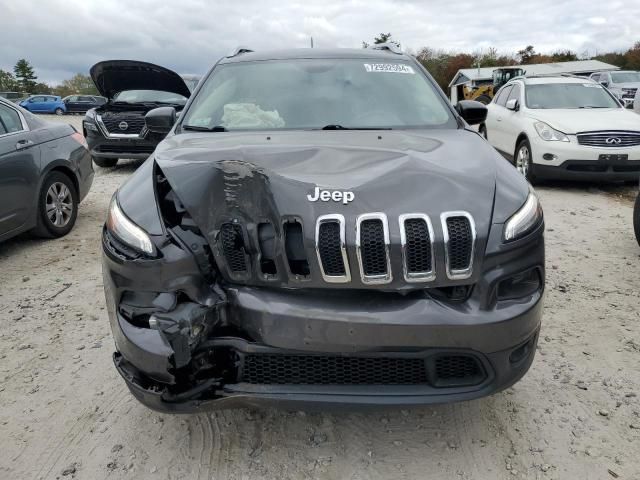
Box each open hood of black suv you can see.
[90,60,191,100]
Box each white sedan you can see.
[481,76,640,182]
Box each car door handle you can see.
[496,117,502,122]
[15,139,34,150]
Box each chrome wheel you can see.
[516,145,530,177]
[45,182,74,227]
[55,108,64,115]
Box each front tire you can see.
[54,107,64,115]
[634,192,640,247]
[475,94,492,105]
[515,139,537,184]
[33,171,78,238]
[92,156,118,168]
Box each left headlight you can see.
[503,190,543,242]
[106,196,155,255]
[534,121,569,142]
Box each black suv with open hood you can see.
[83,60,192,168]
[102,46,545,412]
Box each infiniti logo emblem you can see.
[605,137,622,145]
[118,121,129,131]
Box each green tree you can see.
[0,69,18,91]
[517,45,536,64]
[13,59,37,92]
[32,82,52,94]
[551,50,579,62]
[363,32,400,48]
[53,73,99,97]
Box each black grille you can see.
[219,223,247,273]
[621,88,637,99]
[97,144,154,154]
[446,217,473,271]
[101,114,146,135]
[241,354,429,385]
[404,218,432,273]
[433,355,484,387]
[360,219,387,276]
[577,131,640,147]
[318,221,345,276]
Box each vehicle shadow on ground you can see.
[535,179,637,202]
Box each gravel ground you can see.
[1,115,639,480]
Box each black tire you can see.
[54,107,64,115]
[479,124,488,139]
[475,94,492,105]
[634,192,640,247]
[514,138,537,184]
[33,171,78,238]
[92,156,118,168]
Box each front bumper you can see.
[85,125,157,160]
[102,222,545,412]
[530,136,640,181]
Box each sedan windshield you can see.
[611,72,640,83]
[525,83,620,109]
[113,90,187,105]
[181,59,454,131]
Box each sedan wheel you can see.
[33,172,78,238]
[54,107,64,115]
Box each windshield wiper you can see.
[319,124,392,130]
[579,106,608,109]
[182,125,228,132]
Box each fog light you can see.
[497,268,541,300]
[542,153,557,161]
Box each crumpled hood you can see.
[525,108,640,134]
[90,60,191,100]
[152,129,505,289]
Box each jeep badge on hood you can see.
[307,186,355,204]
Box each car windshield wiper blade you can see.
[579,105,608,109]
[319,124,392,130]
[182,124,228,132]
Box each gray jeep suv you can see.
[102,46,545,412]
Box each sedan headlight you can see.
[534,121,569,142]
[106,196,155,255]
[503,190,543,242]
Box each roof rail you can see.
[367,42,402,55]
[227,46,254,58]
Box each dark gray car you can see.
[102,46,544,412]
[0,97,94,242]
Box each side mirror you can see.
[506,98,519,111]
[455,100,487,126]
[600,81,609,88]
[145,106,176,134]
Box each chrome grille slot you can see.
[577,131,640,147]
[441,212,475,280]
[356,213,391,284]
[399,214,435,282]
[219,223,248,273]
[315,215,350,283]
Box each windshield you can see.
[113,90,187,105]
[525,83,620,109]
[611,72,640,83]
[181,59,454,131]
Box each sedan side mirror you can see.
[145,107,176,134]
[506,99,519,111]
[455,100,487,126]
[600,81,609,88]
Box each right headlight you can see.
[503,190,543,242]
[534,121,569,142]
[106,196,155,255]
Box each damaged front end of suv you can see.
[102,48,545,413]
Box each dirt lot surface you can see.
[1,115,639,480]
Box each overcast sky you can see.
[1,0,638,84]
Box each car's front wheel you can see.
[634,191,640,247]
[54,107,64,115]
[515,139,537,184]
[33,171,78,238]
[92,156,118,168]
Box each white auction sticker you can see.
[364,63,415,74]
